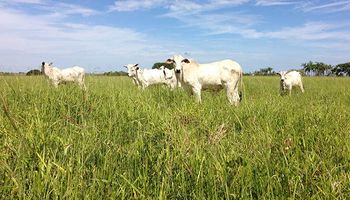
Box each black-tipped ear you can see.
[166,59,173,64]
[135,64,139,67]
[136,67,139,70]
[182,58,190,63]
[42,62,45,66]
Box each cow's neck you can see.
[135,69,144,82]
[181,65,197,83]
[43,66,54,78]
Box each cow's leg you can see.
[78,76,87,90]
[299,82,305,93]
[192,85,202,103]
[288,85,292,96]
[79,82,87,90]
[52,80,59,88]
[132,78,137,85]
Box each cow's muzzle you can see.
[175,69,181,73]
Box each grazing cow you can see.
[166,55,243,106]
[41,62,86,90]
[277,71,304,95]
[124,64,177,90]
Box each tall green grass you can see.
[1,75,350,199]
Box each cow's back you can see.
[286,71,302,85]
[141,69,164,83]
[196,59,241,85]
[60,66,84,81]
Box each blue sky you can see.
[0,0,349,73]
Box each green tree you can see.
[152,62,174,69]
[103,71,128,76]
[26,69,42,76]
[332,62,350,76]
[254,67,275,76]
[302,61,332,76]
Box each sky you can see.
[0,0,349,73]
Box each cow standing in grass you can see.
[41,62,86,90]
[124,64,178,90]
[277,71,304,95]
[166,55,243,106]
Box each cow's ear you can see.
[166,59,173,64]
[135,64,138,67]
[42,62,45,66]
[182,58,190,63]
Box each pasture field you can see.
[1,75,350,199]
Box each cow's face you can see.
[124,64,139,77]
[41,62,52,72]
[277,71,287,90]
[166,55,189,74]
[163,68,174,79]
[277,71,288,81]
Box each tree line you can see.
[253,61,350,76]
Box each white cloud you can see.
[48,3,100,17]
[167,0,249,15]
[302,0,350,13]
[0,0,99,17]
[255,0,300,6]
[0,7,175,72]
[0,0,44,4]
[264,22,350,41]
[161,1,350,43]
[109,0,249,12]
[109,0,166,11]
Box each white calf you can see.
[124,64,177,90]
[166,55,243,106]
[277,71,304,95]
[160,66,180,89]
[41,62,86,90]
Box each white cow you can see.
[41,62,86,90]
[160,65,180,89]
[166,55,243,106]
[124,64,177,90]
[277,71,304,95]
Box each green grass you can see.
[1,75,350,199]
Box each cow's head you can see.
[124,63,139,77]
[277,71,287,82]
[166,55,190,74]
[277,71,287,90]
[41,61,53,72]
[162,67,174,79]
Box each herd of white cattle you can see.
[41,55,304,106]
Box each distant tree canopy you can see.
[331,62,350,76]
[152,62,174,69]
[302,61,332,76]
[26,69,42,76]
[254,67,275,76]
[103,71,128,76]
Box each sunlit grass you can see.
[1,75,350,199]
